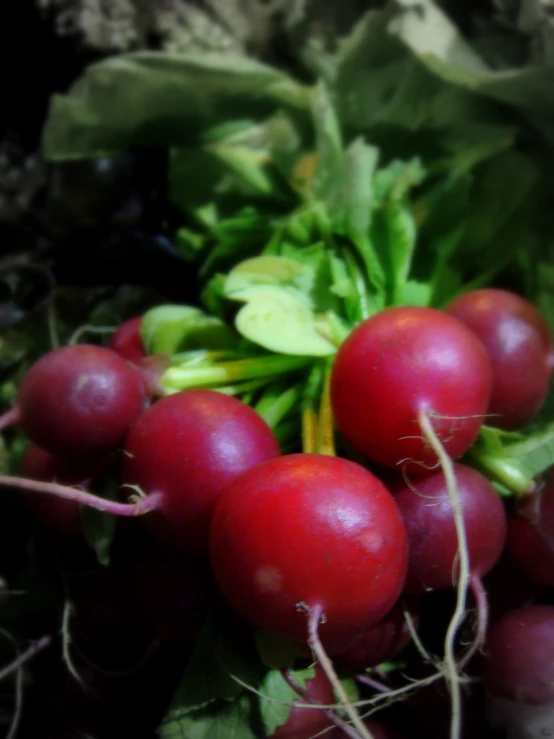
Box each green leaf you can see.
[258,667,315,736]
[80,505,116,567]
[164,614,264,720]
[502,424,554,481]
[537,263,554,336]
[141,305,236,355]
[80,474,119,566]
[311,81,344,201]
[254,629,300,669]
[232,287,336,356]
[467,423,554,496]
[387,0,554,144]
[200,207,285,278]
[463,150,538,250]
[342,138,379,242]
[159,695,259,739]
[224,256,315,303]
[396,279,432,307]
[42,52,310,161]
[332,5,519,162]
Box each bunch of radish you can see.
[1,286,554,739]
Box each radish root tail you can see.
[306,604,375,739]
[418,411,469,739]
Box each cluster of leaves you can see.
[10,0,554,736]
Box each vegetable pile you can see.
[4,2,554,738]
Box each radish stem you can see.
[316,366,336,456]
[0,475,163,517]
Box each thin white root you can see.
[418,411,469,739]
[307,606,375,739]
[458,574,488,670]
[61,600,87,690]
[0,635,52,682]
[6,655,23,739]
[0,630,51,739]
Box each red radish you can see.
[330,307,492,470]
[270,666,335,739]
[484,605,554,736]
[445,288,553,429]
[334,597,420,671]
[0,387,276,537]
[122,389,281,555]
[210,453,408,649]
[506,476,554,587]
[0,344,146,457]
[393,464,507,594]
[107,316,146,364]
[18,444,110,538]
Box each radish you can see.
[18,443,110,538]
[506,473,554,587]
[445,288,554,429]
[393,462,506,674]
[210,453,408,647]
[0,389,278,547]
[122,388,281,555]
[484,604,554,737]
[330,307,492,470]
[210,453,408,739]
[393,464,507,595]
[334,597,420,672]
[0,344,146,457]
[107,316,146,364]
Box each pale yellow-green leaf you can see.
[224,256,314,301]
[233,288,336,356]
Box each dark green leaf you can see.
[159,695,259,739]
[164,614,264,720]
[463,151,538,249]
[254,629,300,669]
[80,476,119,566]
[80,506,116,567]
[332,5,519,162]
[43,52,310,161]
[388,0,554,144]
